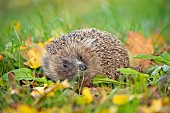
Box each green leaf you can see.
[160,52,170,61]
[117,68,149,78]
[34,76,47,82]
[134,54,170,66]
[162,65,170,74]
[134,54,155,59]
[93,75,119,84]
[150,66,162,77]
[2,68,34,81]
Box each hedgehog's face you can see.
[42,53,88,81]
[55,55,87,81]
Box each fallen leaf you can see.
[125,31,154,70]
[99,109,110,113]
[22,48,43,68]
[7,72,15,85]
[82,87,93,103]
[150,32,165,47]
[112,94,130,105]
[76,87,93,104]
[33,80,70,105]
[147,85,160,99]
[20,37,45,68]
[90,87,112,96]
[17,104,38,113]
[31,90,42,98]
[108,106,118,113]
[5,72,19,94]
[137,98,170,113]
[112,94,136,105]
[34,87,45,95]
[20,37,54,68]
[3,104,38,113]
[126,31,154,55]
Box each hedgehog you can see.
[41,28,130,84]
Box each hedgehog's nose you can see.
[79,64,87,71]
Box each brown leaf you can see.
[148,85,160,99]
[7,72,19,94]
[90,87,112,96]
[7,72,15,85]
[125,31,154,70]
[126,31,154,55]
[150,32,166,47]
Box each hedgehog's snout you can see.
[79,63,87,71]
[76,59,87,71]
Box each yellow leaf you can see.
[76,87,93,105]
[99,109,110,113]
[109,106,118,113]
[31,90,42,98]
[3,108,16,113]
[44,82,55,87]
[162,97,170,106]
[82,87,93,103]
[76,96,87,105]
[17,104,38,113]
[61,79,71,88]
[33,81,70,105]
[149,99,162,112]
[44,38,54,45]
[34,80,70,98]
[38,42,45,47]
[41,107,58,113]
[34,87,45,95]
[21,48,44,68]
[112,94,131,105]
[20,38,45,68]
[137,98,170,113]
[57,108,67,113]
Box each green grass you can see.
[1,0,170,74]
[0,0,170,113]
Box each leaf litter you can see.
[1,31,170,113]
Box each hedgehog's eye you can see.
[78,55,83,60]
[63,60,69,68]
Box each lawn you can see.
[0,0,170,113]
